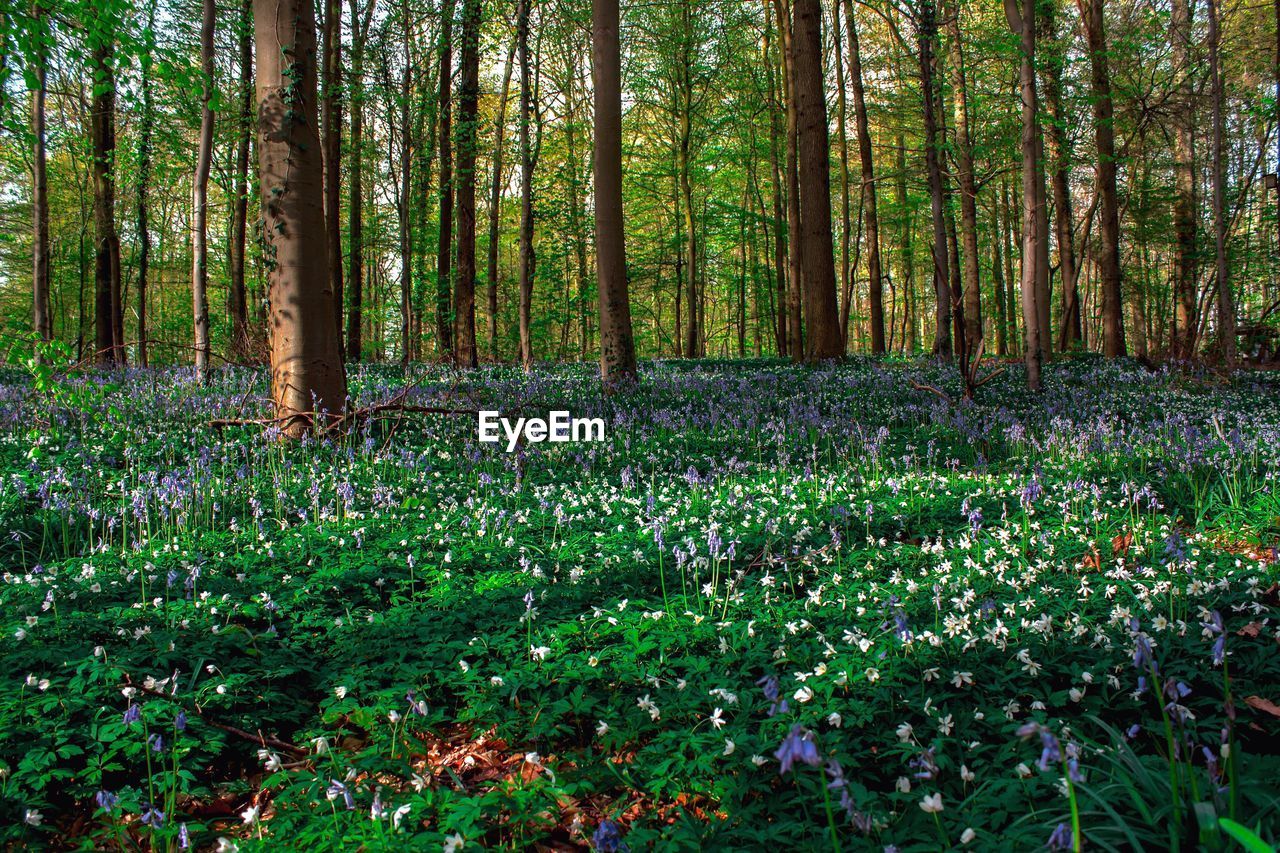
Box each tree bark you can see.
[516,0,536,367]
[90,24,123,365]
[791,0,842,360]
[321,0,344,359]
[1208,0,1235,365]
[31,2,52,353]
[1076,0,1126,357]
[255,0,347,433]
[944,0,981,359]
[592,0,638,387]
[230,0,253,359]
[346,0,375,361]
[1042,3,1080,352]
[453,0,481,367]
[918,0,951,358]
[773,0,804,359]
[487,37,517,360]
[399,0,414,363]
[831,0,853,350]
[1170,0,1197,359]
[844,0,883,353]
[1007,0,1045,388]
[192,0,215,382]
[436,0,457,358]
[764,4,788,357]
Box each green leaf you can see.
[1217,819,1276,853]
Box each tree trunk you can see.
[90,27,123,365]
[453,0,481,367]
[1076,0,1126,356]
[773,0,804,360]
[592,0,638,387]
[255,0,347,433]
[488,37,517,360]
[764,4,788,357]
[944,0,981,359]
[517,0,536,367]
[230,0,253,359]
[1007,0,1045,389]
[791,0,842,360]
[844,0,883,354]
[918,0,951,359]
[191,0,215,382]
[31,2,52,353]
[399,0,414,363]
[346,0,375,361]
[831,0,852,350]
[1169,0,1197,359]
[1208,0,1235,365]
[1042,3,1080,352]
[436,0,457,358]
[322,0,344,359]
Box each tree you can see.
[453,0,481,367]
[255,0,347,432]
[516,0,536,367]
[487,36,517,360]
[943,0,981,358]
[436,0,457,359]
[592,0,637,387]
[321,0,344,358]
[191,0,215,382]
[30,1,51,354]
[790,0,841,360]
[1169,0,1197,359]
[1007,0,1046,389]
[1076,0,1126,357]
[843,0,884,353]
[230,0,254,359]
[1208,0,1235,364]
[88,7,122,365]
[346,0,376,361]
[918,0,951,359]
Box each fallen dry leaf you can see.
[1245,696,1280,718]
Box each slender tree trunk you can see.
[844,0,883,353]
[90,28,123,365]
[1076,0,1126,356]
[1170,0,1197,359]
[592,0,638,387]
[346,0,375,361]
[453,0,481,367]
[399,0,414,363]
[322,0,344,359]
[832,0,853,350]
[764,5,788,357]
[1042,4,1080,351]
[991,195,1008,355]
[255,0,347,433]
[229,0,253,359]
[1007,0,1045,388]
[918,0,951,358]
[191,0,215,382]
[31,2,52,353]
[1208,0,1235,365]
[895,132,917,353]
[944,0,981,359]
[517,0,536,367]
[436,0,457,358]
[792,0,842,359]
[774,0,804,359]
[488,37,517,360]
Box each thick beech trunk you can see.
[255,0,347,433]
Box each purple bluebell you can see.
[591,819,629,852]
[775,724,822,774]
[1046,822,1072,850]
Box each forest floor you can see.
[1,357,1279,851]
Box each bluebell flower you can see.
[175,710,187,732]
[123,704,141,726]
[179,823,190,849]
[148,733,164,753]
[591,819,629,852]
[1046,822,1072,850]
[140,803,165,828]
[95,790,119,812]
[775,724,821,774]
[756,674,788,717]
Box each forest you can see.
[1,0,1280,848]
